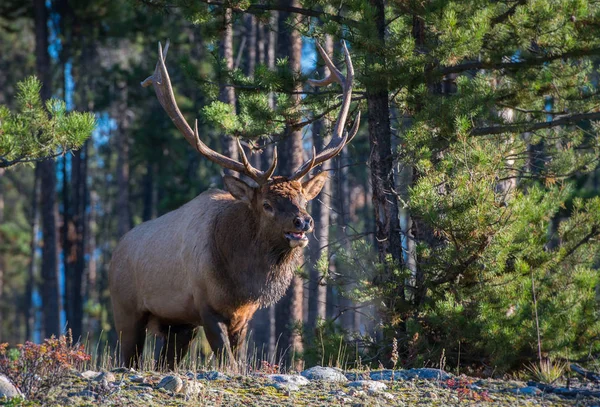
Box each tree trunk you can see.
[25,166,40,340]
[35,0,62,338]
[366,0,403,283]
[116,84,131,239]
[219,8,238,171]
[307,36,333,335]
[275,0,304,368]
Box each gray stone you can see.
[94,371,116,382]
[404,368,451,381]
[510,386,542,396]
[111,367,133,374]
[368,370,407,381]
[196,371,229,381]
[347,380,388,392]
[156,375,184,393]
[0,374,21,399]
[267,374,309,387]
[301,366,347,382]
[80,370,101,380]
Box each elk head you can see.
[142,40,360,249]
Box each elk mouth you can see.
[285,231,309,248]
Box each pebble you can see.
[156,375,183,393]
[404,368,451,380]
[94,371,116,382]
[129,375,147,384]
[196,371,229,381]
[267,374,310,387]
[0,374,21,399]
[80,370,101,380]
[347,380,388,392]
[301,366,348,382]
[369,370,407,381]
[510,386,542,395]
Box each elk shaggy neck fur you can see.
[210,196,302,307]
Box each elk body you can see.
[109,40,359,369]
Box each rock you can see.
[369,370,407,381]
[129,375,147,384]
[156,375,184,393]
[404,368,451,381]
[196,371,229,381]
[111,367,133,374]
[267,374,309,387]
[510,386,542,396]
[0,374,21,399]
[345,371,370,381]
[347,380,388,392]
[67,390,98,399]
[183,381,203,397]
[94,371,117,383]
[80,370,101,380]
[301,366,347,382]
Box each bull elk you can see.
[109,40,359,369]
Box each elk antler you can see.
[290,41,361,181]
[142,40,278,185]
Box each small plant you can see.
[254,360,280,375]
[445,377,492,402]
[0,333,91,399]
[390,337,399,369]
[524,359,568,384]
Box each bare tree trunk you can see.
[25,166,40,340]
[116,84,131,239]
[85,190,98,335]
[274,0,304,369]
[35,0,62,338]
[219,8,238,170]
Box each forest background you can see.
[2,0,600,375]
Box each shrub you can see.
[0,334,91,399]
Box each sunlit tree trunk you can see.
[219,8,238,173]
[275,1,304,368]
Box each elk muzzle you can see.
[285,215,313,248]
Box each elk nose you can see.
[294,216,313,232]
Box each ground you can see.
[2,366,598,406]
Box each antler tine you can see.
[143,40,276,185]
[290,41,359,180]
[235,140,279,185]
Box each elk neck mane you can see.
[209,195,302,307]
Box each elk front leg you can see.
[201,307,235,365]
[228,324,248,362]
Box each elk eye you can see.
[263,202,273,212]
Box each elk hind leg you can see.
[158,324,196,371]
[115,312,148,369]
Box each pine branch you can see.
[490,0,527,26]
[436,47,600,76]
[471,111,600,136]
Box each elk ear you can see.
[224,175,255,203]
[302,171,329,201]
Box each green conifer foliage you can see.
[0,76,96,168]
